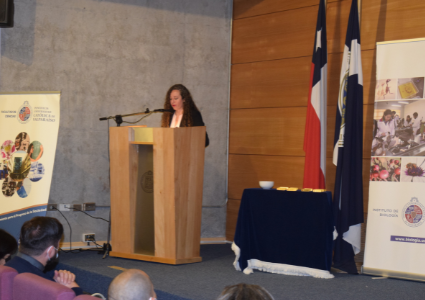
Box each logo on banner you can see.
[17,101,32,124]
[402,197,425,227]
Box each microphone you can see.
[153,109,174,113]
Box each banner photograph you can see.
[0,92,60,239]
[364,39,425,281]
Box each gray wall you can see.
[1,0,231,242]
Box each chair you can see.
[13,273,75,300]
[0,266,18,300]
[74,295,102,300]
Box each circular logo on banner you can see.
[141,170,153,193]
[17,101,32,124]
[402,197,425,227]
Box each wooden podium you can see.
[109,126,206,264]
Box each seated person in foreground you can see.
[0,228,18,265]
[6,216,83,295]
[108,269,156,300]
[217,283,275,300]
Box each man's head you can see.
[217,283,275,300]
[0,229,18,265]
[19,217,63,260]
[108,269,156,300]
[413,112,418,119]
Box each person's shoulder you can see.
[5,256,29,272]
[5,255,24,266]
[190,109,205,126]
[191,108,202,116]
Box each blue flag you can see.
[332,0,364,274]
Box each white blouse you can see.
[376,119,395,137]
[170,113,183,128]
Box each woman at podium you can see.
[161,84,209,147]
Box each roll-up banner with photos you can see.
[363,38,425,281]
[0,92,60,240]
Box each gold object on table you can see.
[398,81,418,99]
[301,188,313,192]
[287,187,299,191]
[277,187,288,191]
[313,189,326,192]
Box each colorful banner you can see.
[0,92,60,240]
[363,38,425,281]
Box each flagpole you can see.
[358,0,362,25]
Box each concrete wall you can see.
[1,0,231,242]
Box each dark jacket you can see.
[169,109,210,147]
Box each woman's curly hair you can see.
[161,84,199,127]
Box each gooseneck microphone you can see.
[153,109,174,113]
[99,108,174,126]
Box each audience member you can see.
[5,216,83,295]
[108,269,156,300]
[0,229,18,265]
[217,283,275,300]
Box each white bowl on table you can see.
[259,181,274,189]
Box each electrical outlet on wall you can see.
[57,204,82,212]
[82,233,95,242]
[58,204,73,211]
[47,204,58,211]
[83,203,96,211]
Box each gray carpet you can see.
[57,244,424,300]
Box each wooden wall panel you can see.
[229,103,374,158]
[361,0,425,51]
[229,107,306,156]
[232,6,317,63]
[226,199,241,241]
[361,50,376,106]
[326,0,351,54]
[230,49,375,111]
[230,56,311,109]
[327,52,344,106]
[233,0,343,20]
[228,154,305,200]
[232,0,355,64]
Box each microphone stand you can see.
[99,108,172,127]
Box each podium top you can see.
[110,126,206,145]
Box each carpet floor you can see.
[57,244,424,300]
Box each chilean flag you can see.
[332,0,364,274]
[303,0,327,189]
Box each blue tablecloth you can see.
[233,188,334,278]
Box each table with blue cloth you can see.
[232,188,334,279]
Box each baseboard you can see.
[61,238,228,250]
[59,241,107,250]
[200,237,228,244]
